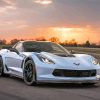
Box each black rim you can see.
[0,66,2,75]
[24,63,34,83]
[0,58,3,76]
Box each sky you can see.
[0,0,100,43]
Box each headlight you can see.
[36,54,55,64]
[92,58,99,65]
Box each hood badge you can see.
[73,63,80,66]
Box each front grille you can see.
[53,69,96,77]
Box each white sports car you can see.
[0,41,100,85]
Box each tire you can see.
[23,60,37,86]
[0,56,4,77]
[82,83,96,86]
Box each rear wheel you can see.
[0,57,4,77]
[23,60,37,86]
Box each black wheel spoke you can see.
[0,58,3,76]
[24,61,35,84]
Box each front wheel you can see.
[23,60,37,86]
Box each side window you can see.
[14,43,23,52]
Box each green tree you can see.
[69,39,77,46]
[0,39,6,45]
[10,39,19,45]
[85,40,91,47]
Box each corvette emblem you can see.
[73,63,80,66]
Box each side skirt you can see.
[8,67,23,78]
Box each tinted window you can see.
[23,41,70,54]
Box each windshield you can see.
[23,41,70,55]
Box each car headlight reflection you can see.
[41,57,54,64]
[92,58,99,65]
[36,54,55,64]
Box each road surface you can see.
[0,76,100,100]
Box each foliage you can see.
[0,37,99,48]
[49,37,60,43]
[35,37,47,41]
[0,39,6,45]
[10,39,20,45]
[84,40,91,47]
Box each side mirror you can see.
[9,48,19,55]
[70,50,75,54]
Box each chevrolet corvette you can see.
[0,41,100,85]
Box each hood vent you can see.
[54,54,75,57]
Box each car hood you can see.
[40,52,95,69]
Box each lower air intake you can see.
[53,69,96,77]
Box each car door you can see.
[5,51,24,69]
[4,42,25,77]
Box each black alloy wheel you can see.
[23,60,37,86]
[0,57,4,77]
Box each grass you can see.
[0,45,12,49]
[66,47,100,54]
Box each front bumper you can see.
[37,75,100,83]
[36,65,100,83]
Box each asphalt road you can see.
[0,76,100,100]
